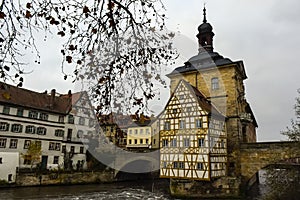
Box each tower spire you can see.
[203,4,207,23]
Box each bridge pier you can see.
[169,176,244,199]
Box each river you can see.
[0,171,297,200]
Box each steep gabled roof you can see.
[0,82,71,114]
[165,79,225,119]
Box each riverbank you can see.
[0,170,115,188]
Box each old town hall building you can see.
[159,7,257,197]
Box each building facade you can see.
[159,80,226,180]
[0,82,89,177]
[159,7,258,197]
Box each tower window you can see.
[211,77,219,90]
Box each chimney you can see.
[68,90,72,97]
[50,89,56,109]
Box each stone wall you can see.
[240,142,300,182]
[169,176,242,199]
[16,170,115,187]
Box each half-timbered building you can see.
[160,80,226,180]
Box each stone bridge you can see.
[240,141,300,183]
[112,150,160,177]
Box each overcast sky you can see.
[21,0,300,142]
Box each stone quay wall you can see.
[15,170,115,187]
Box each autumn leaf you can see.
[69,45,76,50]
[0,12,6,19]
[25,10,32,18]
[57,31,65,37]
[66,56,72,63]
[83,6,90,13]
[26,3,32,9]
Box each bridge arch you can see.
[113,151,160,178]
[240,141,300,183]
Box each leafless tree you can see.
[0,0,177,114]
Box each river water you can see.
[0,171,295,200]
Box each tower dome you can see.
[196,6,214,53]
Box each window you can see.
[134,129,138,135]
[79,117,85,125]
[170,138,177,147]
[55,129,64,137]
[179,120,185,129]
[198,138,205,147]
[162,139,168,147]
[23,155,32,165]
[80,146,84,154]
[25,126,36,134]
[153,139,156,144]
[70,146,75,153]
[173,109,177,114]
[9,139,18,149]
[196,119,202,128]
[53,156,59,164]
[197,162,204,170]
[58,116,64,123]
[179,162,184,169]
[146,139,149,144]
[163,161,167,168]
[211,77,219,90]
[39,113,48,121]
[49,142,60,151]
[129,130,132,135]
[11,124,23,133]
[3,106,10,114]
[37,127,46,135]
[140,129,143,134]
[0,122,9,131]
[134,139,138,144]
[28,111,38,119]
[221,140,225,148]
[129,139,132,144]
[0,157,2,164]
[173,162,178,169]
[183,138,190,148]
[16,108,23,117]
[164,122,170,130]
[0,138,7,148]
[49,142,55,150]
[179,95,184,100]
[24,140,31,149]
[68,115,74,124]
[55,143,61,151]
[186,107,192,112]
[146,129,150,135]
[62,145,66,153]
[77,130,84,138]
[140,139,143,144]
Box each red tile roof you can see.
[0,82,72,114]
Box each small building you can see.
[159,80,226,180]
[126,120,152,150]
